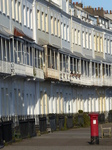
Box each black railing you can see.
[2,120,12,143]
[67,116,73,128]
[39,116,47,132]
[49,114,56,131]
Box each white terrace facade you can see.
[0,0,112,118]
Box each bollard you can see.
[89,113,99,144]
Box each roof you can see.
[14,28,34,42]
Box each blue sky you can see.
[72,0,112,11]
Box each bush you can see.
[109,110,112,113]
[73,113,90,127]
[78,110,83,113]
[83,113,90,127]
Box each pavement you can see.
[2,123,112,150]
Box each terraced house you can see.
[0,0,112,122]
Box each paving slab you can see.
[2,126,112,150]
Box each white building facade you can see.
[0,0,112,121]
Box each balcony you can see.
[0,61,11,74]
[44,68,59,80]
[11,63,44,80]
[70,73,103,86]
[70,74,92,86]
[60,72,70,82]
[34,67,44,80]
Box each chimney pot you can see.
[98,7,100,10]
[110,10,112,14]
[76,2,78,5]
[101,7,103,10]
[95,8,97,11]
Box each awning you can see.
[0,25,12,38]
[31,42,43,51]
[14,28,34,42]
[59,48,73,55]
[73,51,85,58]
[38,38,49,46]
[95,56,105,62]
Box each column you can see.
[83,60,85,76]
[4,39,7,61]
[16,40,18,63]
[1,37,3,61]
[72,58,74,73]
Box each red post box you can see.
[89,113,99,144]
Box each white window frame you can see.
[61,22,63,39]
[45,14,48,33]
[51,16,54,35]
[58,20,60,37]
[42,12,45,31]
[23,5,26,26]
[37,10,40,29]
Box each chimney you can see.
[110,10,112,14]
[107,10,108,14]
[101,7,103,10]
[98,7,100,10]
[95,8,97,11]
[73,2,75,5]
[76,2,78,5]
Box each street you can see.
[2,125,112,150]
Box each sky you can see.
[72,0,112,11]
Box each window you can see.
[61,23,63,39]
[64,24,66,40]
[89,34,92,49]
[97,36,100,52]
[3,0,5,14]
[111,41,112,55]
[78,30,80,45]
[106,65,108,76]
[30,10,33,29]
[23,5,26,26]
[104,38,107,53]
[100,37,103,52]
[0,0,1,12]
[12,0,14,19]
[82,31,85,47]
[45,14,48,32]
[54,18,57,36]
[42,12,45,31]
[94,35,96,51]
[107,40,110,54]
[37,10,40,29]
[15,0,18,21]
[7,0,9,16]
[51,16,54,34]
[67,26,69,42]
[72,28,74,44]
[27,7,29,27]
[18,2,21,23]
[75,29,77,44]
[86,32,88,49]
[58,20,60,37]
[96,63,98,77]
[92,62,94,76]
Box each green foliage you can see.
[109,110,112,113]
[78,110,83,113]
[64,117,67,130]
[33,67,36,76]
[73,113,90,127]
[83,113,90,127]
